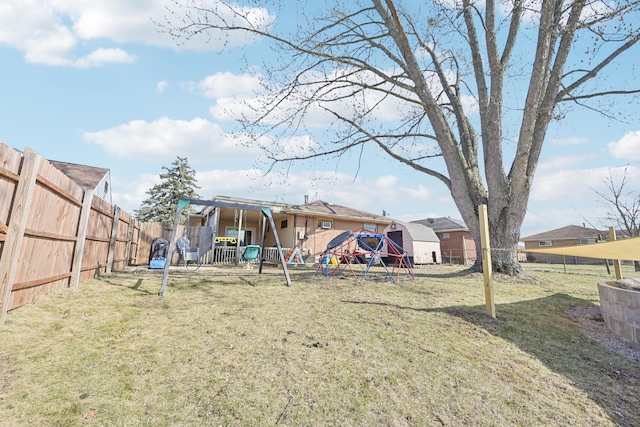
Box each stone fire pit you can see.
[598,278,640,349]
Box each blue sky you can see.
[1,0,639,238]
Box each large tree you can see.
[162,0,640,275]
[136,156,201,224]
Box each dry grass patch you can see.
[1,264,639,426]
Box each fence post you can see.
[0,148,40,326]
[131,219,141,265]
[478,204,496,318]
[124,218,133,267]
[70,189,93,288]
[609,226,623,280]
[106,206,120,274]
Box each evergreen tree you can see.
[135,156,201,224]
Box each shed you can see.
[383,220,441,264]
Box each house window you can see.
[539,241,552,247]
[281,219,288,229]
[363,223,377,232]
[320,220,332,229]
[580,238,596,244]
[441,232,451,240]
[226,228,255,246]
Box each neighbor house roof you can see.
[50,160,109,191]
[520,225,605,242]
[411,217,468,232]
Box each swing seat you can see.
[242,245,261,269]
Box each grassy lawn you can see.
[1,263,639,426]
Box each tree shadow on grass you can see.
[345,293,640,426]
[96,276,156,295]
[413,266,477,279]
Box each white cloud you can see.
[231,169,434,219]
[157,80,169,93]
[528,164,640,233]
[531,166,609,203]
[0,0,274,67]
[73,48,135,68]
[536,152,599,173]
[83,116,260,161]
[608,131,640,161]
[208,66,478,137]
[520,206,589,238]
[197,168,265,197]
[209,68,412,128]
[111,172,159,213]
[522,162,640,236]
[199,72,264,99]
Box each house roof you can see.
[520,225,605,241]
[389,220,439,242]
[288,200,391,223]
[201,196,390,223]
[411,217,468,232]
[208,195,292,214]
[50,160,109,191]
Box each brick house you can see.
[520,225,606,264]
[192,196,392,264]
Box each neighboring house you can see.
[194,196,392,263]
[383,220,441,264]
[411,217,477,265]
[50,160,112,204]
[520,225,606,264]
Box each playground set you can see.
[159,198,293,294]
[315,229,414,283]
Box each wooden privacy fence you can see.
[0,144,141,326]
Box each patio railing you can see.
[200,246,291,265]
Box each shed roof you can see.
[50,160,109,191]
[520,225,605,241]
[411,217,468,232]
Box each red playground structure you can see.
[316,229,415,283]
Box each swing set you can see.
[159,198,293,295]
